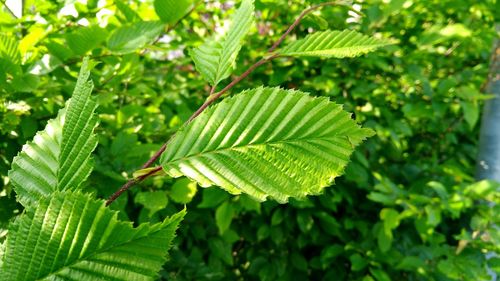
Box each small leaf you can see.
[169,178,197,204]
[215,201,234,234]
[107,21,164,54]
[115,0,142,22]
[189,0,254,86]
[133,167,166,179]
[280,30,392,58]
[460,101,479,129]
[197,187,230,208]
[161,87,374,203]
[135,191,169,216]
[154,0,193,24]
[0,191,185,281]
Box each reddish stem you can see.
[106,1,344,206]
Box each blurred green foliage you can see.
[0,0,498,280]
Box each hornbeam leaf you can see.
[8,57,98,207]
[0,191,185,281]
[280,30,392,58]
[107,21,165,54]
[189,0,254,86]
[154,0,193,24]
[160,87,374,203]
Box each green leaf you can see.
[279,30,392,58]
[107,21,164,54]
[197,187,230,208]
[115,0,142,22]
[169,178,197,204]
[154,0,193,24]
[135,191,169,216]
[460,101,479,129]
[189,0,254,86]
[0,191,185,281]
[215,201,234,234]
[65,26,108,55]
[8,57,98,207]
[0,34,21,64]
[160,87,374,203]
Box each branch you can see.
[1,0,18,18]
[106,1,349,205]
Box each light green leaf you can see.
[189,0,254,86]
[215,201,234,234]
[0,34,21,64]
[154,0,193,24]
[169,178,198,204]
[65,25,108,55]
[0,191,185,281]
[135,191,169,216]
[460,101,479,129]
[280,30,392,58]
[160,87,374,203]
[107,21,165,54]
[8,57,98,207]
[115,0,142,22]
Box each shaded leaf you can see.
[154,0,193,24]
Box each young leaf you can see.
[189,0,254,87]
[160,87,374,203]
[0,191,185,281]
[279,30,392,58]
[107,21,165,54]
[8,57,98,206]
[154,0,193,24]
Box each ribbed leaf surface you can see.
[0,34,21,64]
[0,191,185,281]
[154,0,193,24]
[160,87,374,202]
[8,58,98,206]
[280,30,391,58]
[107,21,164,54]
[189,0,254,86]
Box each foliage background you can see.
[0,0,498,280]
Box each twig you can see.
[106,1,348,206]
[1,0,17,18]
[105,166,163,206]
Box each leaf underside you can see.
[280,30,392,58]
[160,87,374,203]
[0,191,185,281]
[8,57,98,207]
[189,0,254,86]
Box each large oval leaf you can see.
[0,191,185,281]
[160,87,374,202]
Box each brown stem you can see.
[105,166,163,206]
[106,1,347,206]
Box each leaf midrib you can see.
[164,133,349,166]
